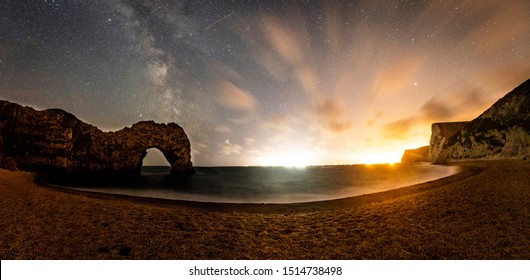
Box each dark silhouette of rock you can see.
[401,146,430,163]
[429,78,530,162]
[0,100,194,175]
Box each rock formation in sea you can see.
[428,78,530,162]
[0,100,194,175]
[401,146,430,163]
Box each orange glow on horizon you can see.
[358,151,403,165]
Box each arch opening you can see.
[142,148,171,174]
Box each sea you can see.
[49,163,459,204]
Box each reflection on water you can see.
[46,163,459,204]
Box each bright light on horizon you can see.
[244,140,429,167]
[257,150,316,168]
[358,151,403,165]
[253,148,408,167]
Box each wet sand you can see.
[0,160,528,259]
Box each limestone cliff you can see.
[0,100,194,175]
[430,79,530,162]
[428,122,468,162]
[401,146,430,163]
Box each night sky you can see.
[1,0,530,166]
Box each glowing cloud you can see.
[217,80,257,111]
[261,17,305,66]
[220,140,243,156]
[4,0,529,166]
[314,99,353,133]
[370,59,421,99]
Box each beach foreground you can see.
[1,160,528,259]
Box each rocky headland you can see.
[403,78,530,163]
[0,100,194,175]
[400,146,429,163]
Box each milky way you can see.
[2,0,530,166]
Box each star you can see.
[2,0,529,166]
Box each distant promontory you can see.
[0,100,194,175]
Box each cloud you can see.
[260,17,305,66]
[194,142,208,150]
[457,88,486,112]
[245,137,255,146]
[230,115,254,124]
[255,50,289,80]
[215,124,232,133]
[383,85,489,141]
[264,115,292,131]
[191,142,208,156]
[420,99,452,120]
[294,66,318,95]
[220,141,242,156]
[466,1,530,53]
[381,117,417,140]
[370,59,421,99]
[478,64,530,93]
[258,14,320,96]
[206,60,245,83]
[411,0,530,55]
[217,80,257,111]
[322,1,342,53]
[112,0,530,166]
[421,86,487,122]
[314,99,353,133]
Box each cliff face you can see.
[0,100,194,175]
[430,79,530,162]
[428,122,468,162]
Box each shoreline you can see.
[37,163,468,213]
[1,160,528,259]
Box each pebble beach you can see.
[1,160,528,259]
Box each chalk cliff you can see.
[429,79,530,162]
[0,100,194,175]
[428,122,468,162]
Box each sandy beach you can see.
[1,160,528,259]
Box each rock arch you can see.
[110,121,194,175]
[0,100,194,175]
[142,147,171,167]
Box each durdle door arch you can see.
[0,100,194,175]
[118,122,195,175]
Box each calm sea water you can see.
[51,163,459,204]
